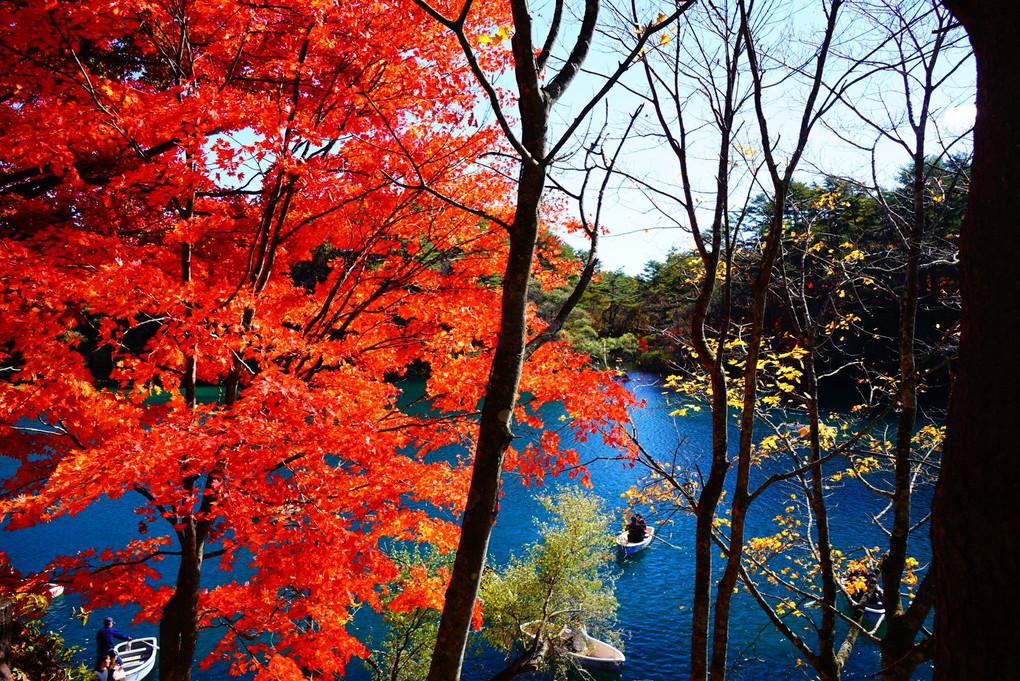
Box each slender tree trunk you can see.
[709,183,789,680]
[687,53,737,681]
[690,379,729,681]
[932,3,1020,678]
[161,229,202,681]
[881,135,924,681]
[159,520,204,681]
[424,0,630,673]
[427,114,549,681]
[687,210,729,681]
[804,357,841,681]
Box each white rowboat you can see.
[522,621,625,673]
[113,637,157,681]
[616,525,655,557]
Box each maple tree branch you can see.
[93,551,165,572]
[278,180,390,242]
[358,88,513,231]
[411,0,533,165]
[131,485,175,524]
[0,139,182,199]
[385,170,511,232]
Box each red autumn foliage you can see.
[0,0,637,677]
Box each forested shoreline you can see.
[562,162,964,396]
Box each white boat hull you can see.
[113,637,157,681]
[616,525,655,556]
[564,633,626,672]
[522,621,625,673]
[863,589,885,627]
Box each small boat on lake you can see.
[616,525,655,557]
[113,637,158,681]
[43,582,64,598]
[841,573,886,632]
[862,587,885,628]
[522,621,625,673]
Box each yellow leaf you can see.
[659,33,672,45]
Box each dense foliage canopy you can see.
[0,1,634,678]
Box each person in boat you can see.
[106,650,127,681]
[626,513,646,543]
[92,655,110,681]
[95,617,131,668]
[844,561,875,599]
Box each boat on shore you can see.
[616,525,655,557]
[522,621,625,673]
[113,637,158,681]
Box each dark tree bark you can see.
[427,157,547,678]
[418,1,693,676]
[708,4,843,679]
[424,1,603,676]
[637,12,742,678]
[0,599,11,681]
[158,520,204,681]
[932,2,1020,680]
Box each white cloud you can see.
[942,105,976,133]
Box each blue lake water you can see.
[1,372,933,680]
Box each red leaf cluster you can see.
[0,0,636,675]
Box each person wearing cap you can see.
[95,617,131,668]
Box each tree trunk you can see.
[423,0,644,674]
[426,146,547,681]
[932,2,1020,679]
[687,232,729,681]
[805,359,841,681]
[881,127,925,681]
[689,389,729,681]
[0,599,11,681]
[486,637,547,681]
[158,520,204,681]
[710,181,790,680]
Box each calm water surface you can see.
[1,373,933,680]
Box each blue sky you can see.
[530,0,977,276]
